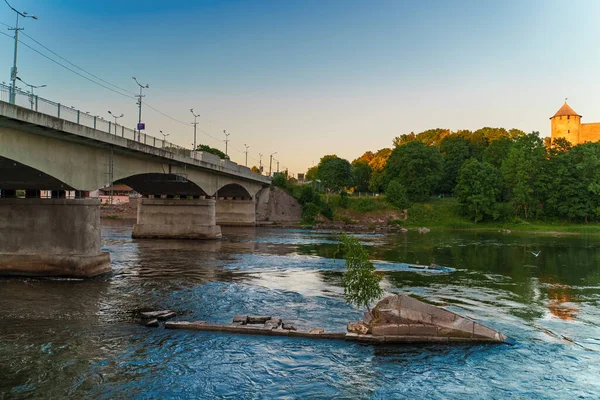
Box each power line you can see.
[20,31,137,97]
[1,35,134,99]
[0,27,269,166]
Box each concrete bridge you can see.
[0,100,271,278]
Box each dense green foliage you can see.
[455,159,503,222]
[385,180,410,209]
[272,173,287,188]
[303,124,600,224]
[301,202,320,223]
[195,144,227,159]
[305,166,318,181]
[351,160,372,192]
[339,190,349,208]
[385,141,444,202]
[338,234,383,313]
[317,155,353,194]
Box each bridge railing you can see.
[0,83,191,158]
[0,83,270,182]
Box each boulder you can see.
[232,314,248,324]
[347,321,370,335]
[264,318,282,329]
[417,227,430,233]
[247,315,271,324]
[369,294,509,343]
[282,322,297,331]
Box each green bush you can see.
[354,197,376,212]
[297,185,315,205]
[272,173,287,189]
[301,202,320,223]
[339,191,349,208]
[385,180,410,209]
[320,203,334,221]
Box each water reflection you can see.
[1,223,600,398]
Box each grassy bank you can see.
[326,195,600,234]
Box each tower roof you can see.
[551,100,581,118]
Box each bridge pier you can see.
[132,198,222,239]
[216,197,257,226]
[0,198,111,277]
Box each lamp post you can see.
[244,144,250,166]
[15,77,45,110]
[132,76,149,141]
[223,130,230,156]
[108,110,123,135]
[190,109,200,152]
[160,130,169,148]
[269,152,277,176]
[5,0,38,105]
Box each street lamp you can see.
[269,152,277,176]
[160,130,169,148]
[244,144,250,166]
[223,130,230,156]
[5,0,38,105]
[132,76,149,141]
[190,108,200,152]
[15,76,45,110]
[108,110,123,135]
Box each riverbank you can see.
[99,196,600,236]
[322,196,600,235]
[100,199,138,220]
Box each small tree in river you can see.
[338,234,383,315]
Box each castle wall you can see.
[551,115,580,145]
[579,123,600,143]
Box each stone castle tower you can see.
[551,100,600,145]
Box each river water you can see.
[1,223,600,399]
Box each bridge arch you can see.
[0,155,75,191]
[116,173,209,197]
[214,183,252,199]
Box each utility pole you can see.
[223,130,230,156]
[5,0,38,105]
[244,144,250,166]
[190,109,200,152]
[132,77,149,141]
[269,152,277,176]
[259,153,263,173]
[16,77,45,110]
[108,110,123,135]
[277,160,280,173]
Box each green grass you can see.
[399,198,600,234]
[327,194,389,212]
[324,195,600,235]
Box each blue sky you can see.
[2,0,600,173]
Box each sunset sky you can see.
[2,0,600,173]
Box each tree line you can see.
[305,126,600,223]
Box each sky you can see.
[1,0,600,174]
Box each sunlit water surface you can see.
[1,223,600,399]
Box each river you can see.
[1,222,599,399]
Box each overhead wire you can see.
[0,26,274,168]
[21,31,137,97]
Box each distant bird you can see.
[531,251,541,257]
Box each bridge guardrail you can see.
[0,83,269,181]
